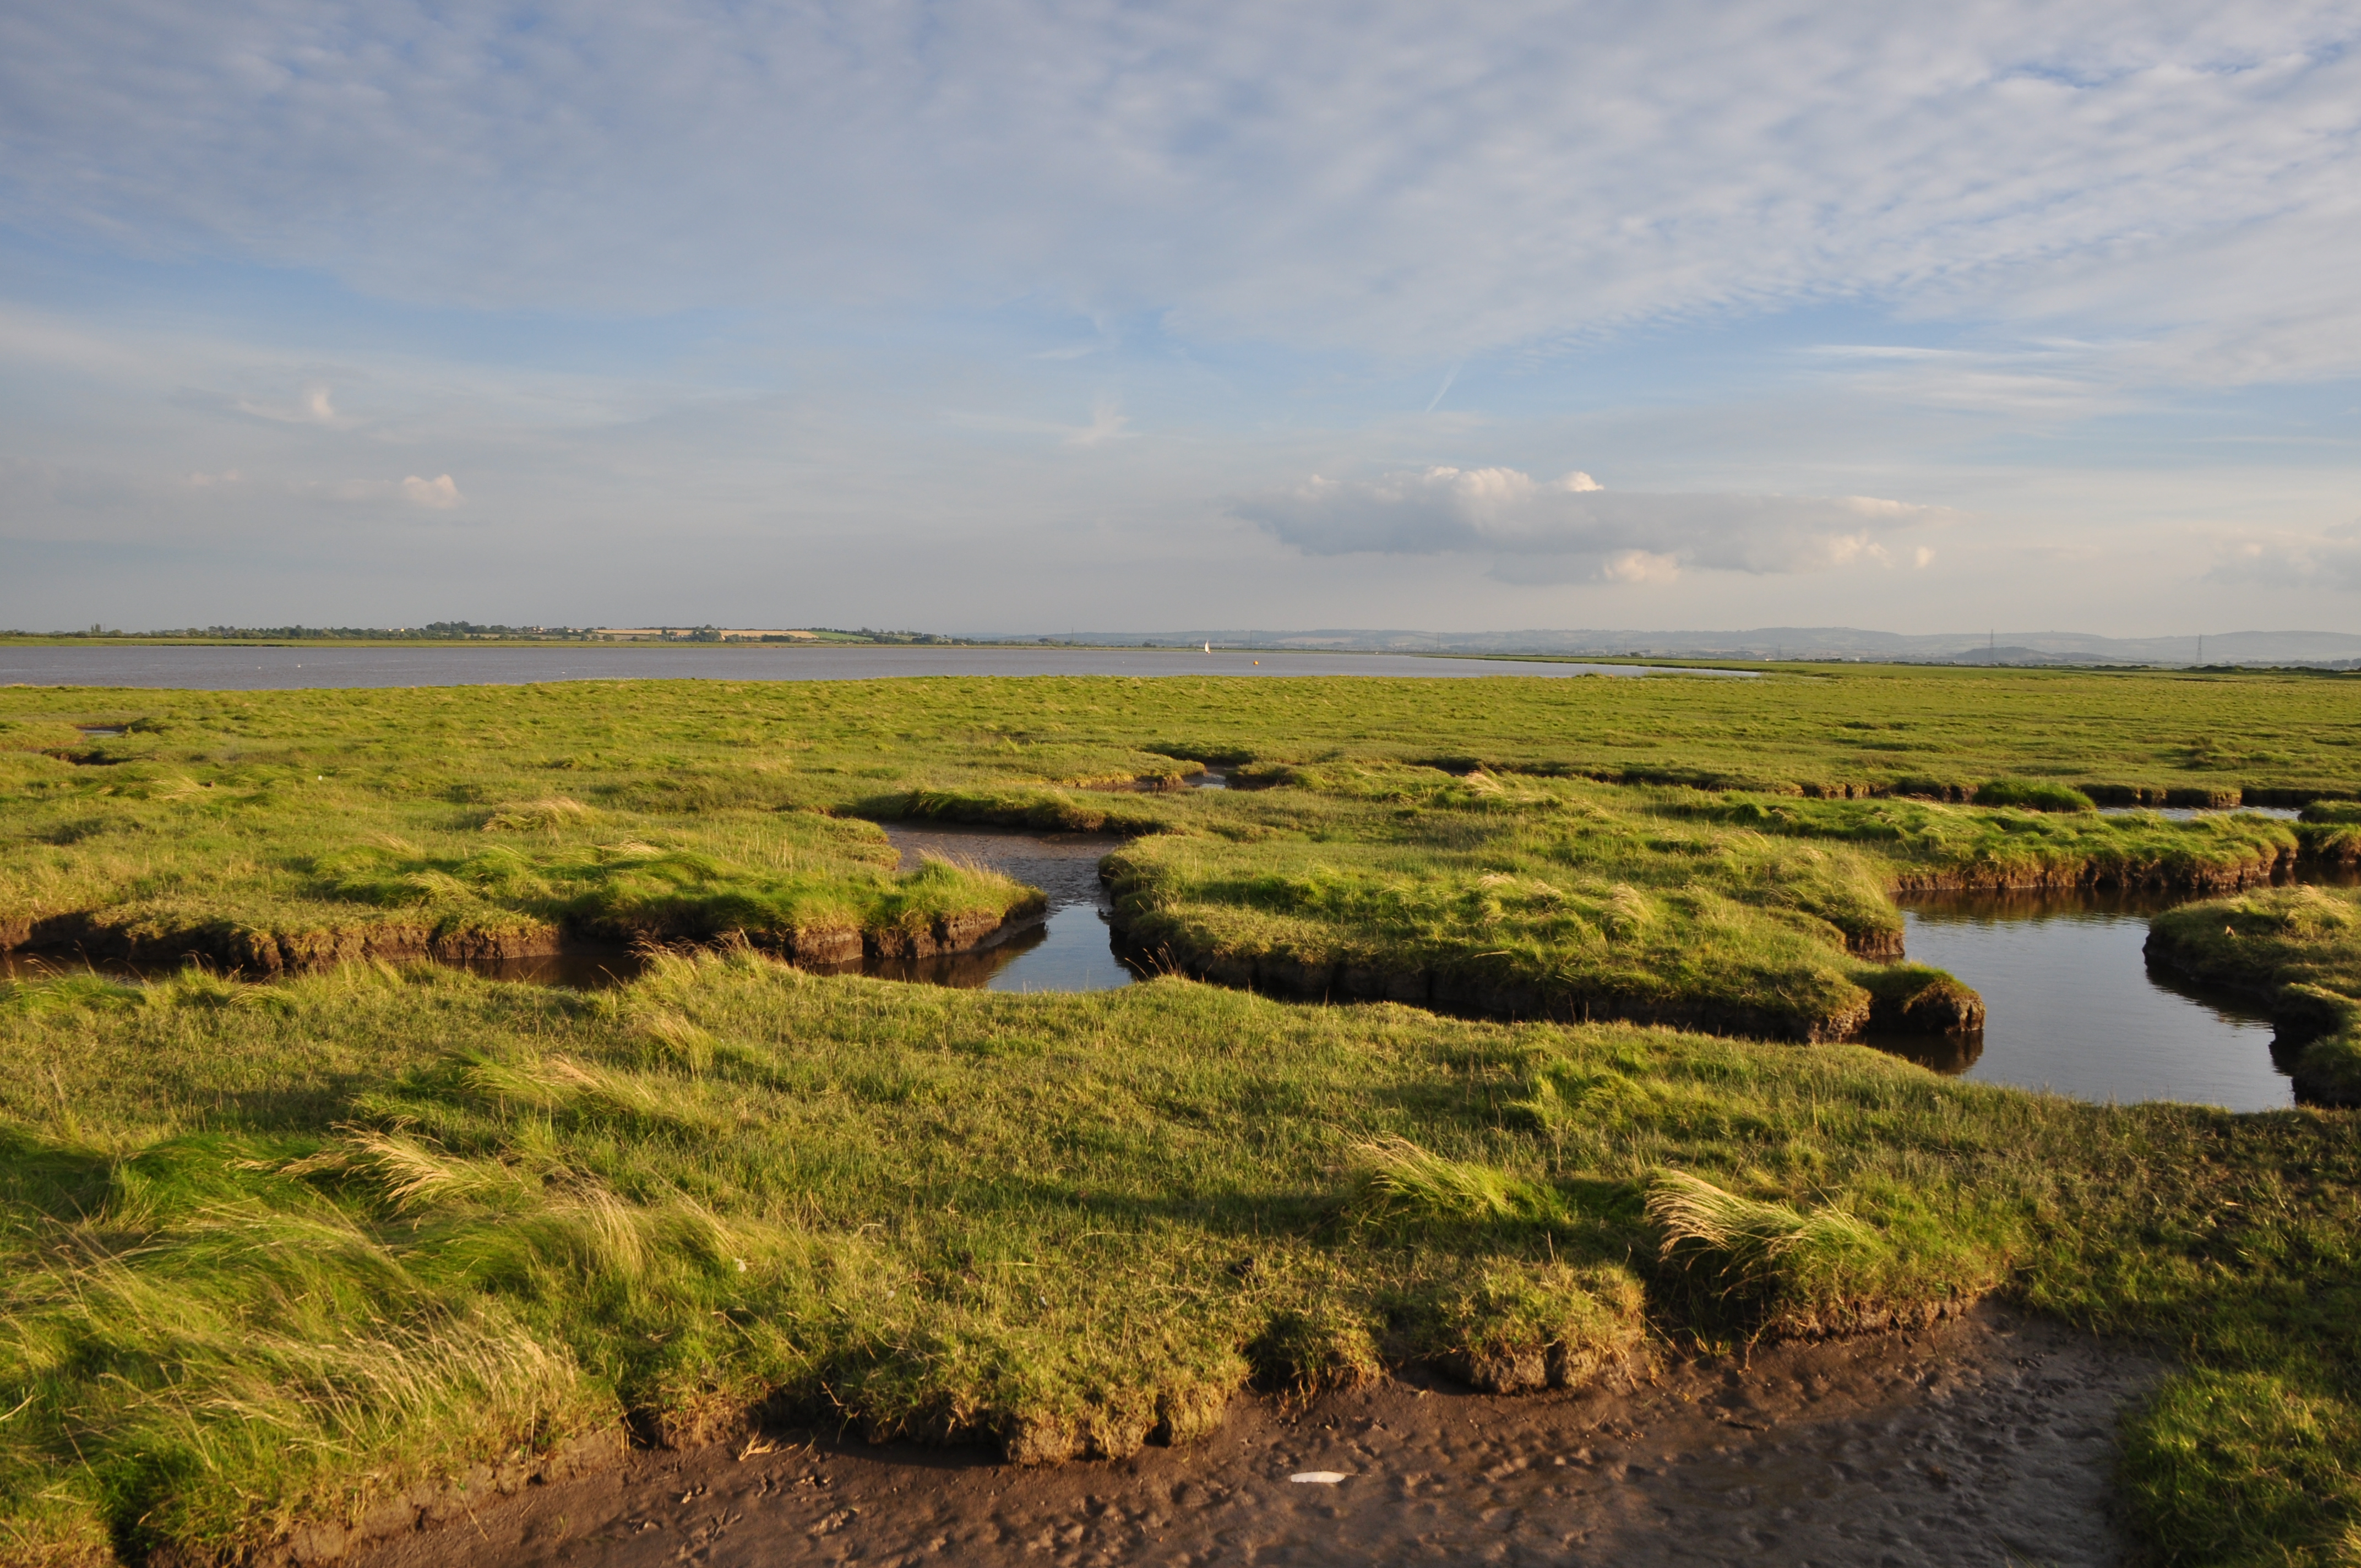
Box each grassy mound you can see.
[2147,886,2361,1106]
[1102,764,2291,1039]
[1,959,2358,1564]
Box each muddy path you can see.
[356,1303,2161,1568]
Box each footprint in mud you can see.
[353,1303,2161,1568]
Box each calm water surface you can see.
[1880,889,2294,1110]
[0,644,1749,689]
[875,824,1136,993]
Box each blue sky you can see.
[3,1,2358,635]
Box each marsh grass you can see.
[1096,764,2289,1039]
[1972,778,2099,812]
[1645,1169,1900,1335]
[2148,886,2361,1104]
[0,672,2333,1000]
[3,671,2361,1565]
[0,955,2357,1563]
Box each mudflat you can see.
[358,1304,2159,1568]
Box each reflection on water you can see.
[877,824,1136,993]
[1878,886,2292,1110]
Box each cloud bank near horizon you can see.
[1237,467,1946,585]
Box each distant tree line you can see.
[88,623,596,640]
[13,623,994,645]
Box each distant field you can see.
[2,666,2359,1568]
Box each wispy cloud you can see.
[1424,363,1460,413]
[4,4,2357,374]
[1236,466,1949,585]
[1064,398,1131,449]
[235,382,353,428]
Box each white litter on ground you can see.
[1288,1472,1348,1485]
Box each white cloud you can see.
[400,473,461,509]
[1599,549,1680,585]
[1234,466,1946,584]
[235,382,352,427]
[2207,522,2361,591]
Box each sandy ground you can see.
[356,1303,2161,1568]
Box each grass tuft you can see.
[1347,1136,1562,1227]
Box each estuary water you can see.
[0,643,1750,689]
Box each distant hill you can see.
[976,627,2361,668]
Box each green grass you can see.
[1096,761,2293,1038]
[3,667,2361,1566]
[2,665,2327,961]
[2148,886,2361,1107]
[0,746,1035,968]
[6,661,2360,818]
[7,678,2313,1037]
[0,957,2357,1564]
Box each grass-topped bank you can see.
[3,677,2332,1036]
[0,748,1040,972]
[1087,760,2301,1040]
[1,958,2358,1567]
[2148,884,2361,1108]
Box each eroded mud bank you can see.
[347,1304,2161,1568]
[0,896,1049,978]
[1107,847,2355,1046]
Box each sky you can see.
[3,1,2359,636]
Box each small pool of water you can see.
[878,824,1136,993]
[1876,888,2294,1110]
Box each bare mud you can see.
[353,1303,2162,1568]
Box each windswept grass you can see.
[0,956,2356,1564]
[3,670,2359,1564]
[1972,777,2098,812]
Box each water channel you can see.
[6,802,2341,1110]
